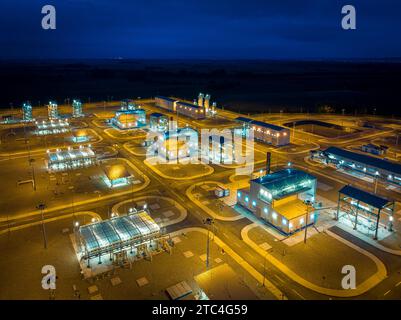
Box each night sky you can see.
[1,0,401,59]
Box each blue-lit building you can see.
[149,112,169,132]
[237,168,317,234]
[111,108,146,129]
[121,99,136,110]
[316,147,401,186]
[235,117,290,146]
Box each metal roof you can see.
[235,117,287,132]
[252,169,316,200]
[339,185,391,209]
[155,96,177,102]
[324,146,401,175]
[48,147,95,163]
[176,101,203,109]
[150,112,166,118]
[79,211,160,259]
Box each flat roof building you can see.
[235,117,290,146]
[237,168,317,235]
[103,164,132,188]
[47,145,96,171]
[155,96,206,119]
[72,129,90,143]
[319,146,401,186]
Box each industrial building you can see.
[153,126,199,161]
[103,164,132,188]
[77,210,162,266]
[111,108,146,129]
[121,99,136,110]
[149,112,169,132]
[47,101,58,120]
[235,117,290,146]
[47,145,97,171]
[155,94,217,120]
[22,101,33,121]
[202,134,235,164]
[313,146,401,186]
[336,185,394,240]
[72,99,83,117]
[72,129,89,143]
[361,144,387,156]
[237,168,317,235]
[35,119,70,135]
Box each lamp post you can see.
[37,203,47,249]
[303,200,313,244]
[203,218,214,269]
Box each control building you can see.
[237,168,317,235]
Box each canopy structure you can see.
[47,146,96,171]
[35,119,70,135]
[336,185,395,239]
[78,211,160,261]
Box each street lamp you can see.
[303,200,314,244]
[203,217,214,269]
[36,203,47,249]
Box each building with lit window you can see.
[103,164,132,188]
[47,101,58,120]
[155,96,206,119]
[237,168,317,235]
[111,108,146,130]
[313,146,401,186]
[35,119,70,135]
[152,126,198,161]
[22,101,33,121]
[47,145,96,171]
[72,129,89,143]
[235,117,290,146]
[121,99,136,110]
[72,99,83,117]
[149,112,169,132]
[77,210,161,266]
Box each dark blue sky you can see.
[1,0,401,59]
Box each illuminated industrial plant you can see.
[47,145,96,171]
[72,99,84,117]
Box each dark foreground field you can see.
[0,59,401,115]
